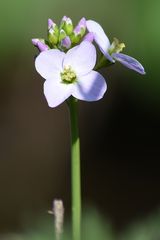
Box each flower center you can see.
[108,38,125,55]
[61,65,77,84]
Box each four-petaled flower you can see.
[35,41,107,108]
[86,20,146,74]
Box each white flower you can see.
[35,41,107,108]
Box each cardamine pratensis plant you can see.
[32,16,145,240]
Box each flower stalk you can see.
[68,97,81,240]
[32,16,146,240]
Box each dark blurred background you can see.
[0,0,160,235]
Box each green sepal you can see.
[59,29,67,41]
[48,25,59,45]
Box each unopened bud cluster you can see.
[32,16,88,52]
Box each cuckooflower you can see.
[86,20,145,74]
[35,41,107,107]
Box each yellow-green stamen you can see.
[109,37,125,54]
[61,65,77,84]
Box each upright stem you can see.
[68,97,81,240]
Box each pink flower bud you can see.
[48,18,56,30]
[31,39,49,52]
[61,36,71,49]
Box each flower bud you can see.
[59,29,67,42]
[31,38,49,52]
[48,19,59,45]
[70,17,87,44]
[60,16,73,35]
[74,17,86,37]
[61,36,71,49]
[48,18,55,30]
[70,33,81,44]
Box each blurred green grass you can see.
[1,208,160,240]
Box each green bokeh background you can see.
[0,0,160,236]
[1,0,160,102]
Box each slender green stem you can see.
[94,55,114,70]
[68,97,81,240]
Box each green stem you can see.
[68,97,81,240]
[94,55,114,70]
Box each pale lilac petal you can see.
[86,20,110,52]
[44,78,73,107]
[63,41,96,76]
[72,70,107,101]
[83,32,94,42]
[35,49,65,79]
[112,53,146,74]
